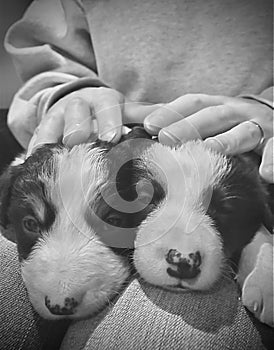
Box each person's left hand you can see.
[144,94,273,182]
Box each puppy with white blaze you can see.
[0,142,131,320]
[0,127,273,327]
[130,140,273,327]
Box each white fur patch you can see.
[21,144,129,320]
[22,223,128,319]
[134,141,229,290]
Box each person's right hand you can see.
[27,87,161,154]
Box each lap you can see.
[0,234,70,350]
[62,277,273,350]
[0,233,273,350]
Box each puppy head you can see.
[0,143,129,320]
[133,141,270,291]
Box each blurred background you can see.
[0,0,32,108]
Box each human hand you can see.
[238,225,273,328]
[27,87,160,154]
[144,94,273,182]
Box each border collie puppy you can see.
[0,127,273,326]
[129,140,273,327]
[0,142,132,320]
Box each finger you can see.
[93,88,124,143]
[259,137,274,183]
[30,107,65,153]
[203,120,264,155]
[158,104,244,146]
[62,98,93,148]
[123,101,164,126]
[27,128,40,157]
[144,94,227,134]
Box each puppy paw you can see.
[241,243,274,327]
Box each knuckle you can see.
[97,87,121,100]
[182,93,205,107]
[8,117,36,140]
[7,117,23,131]
[95,88,124,109]
[216,135,230,149]
[45,109,59,121]
[68,96,86,106]
[216,104,232,121]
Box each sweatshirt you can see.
[5,0,273,148]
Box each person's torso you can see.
[84,0,272,103]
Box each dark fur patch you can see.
[206,152,273,262]
[0,144,60,259]
[0,164,22,230]
[8,183,56,260]
[94,127,164,229]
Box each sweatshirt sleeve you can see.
[5,0,106,148]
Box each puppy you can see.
[0,141,133,320]
[1,127,273,326]
[126,140,273,326]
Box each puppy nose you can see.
[166,249,201,279]
[45,296,79,316]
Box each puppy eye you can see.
[104,215,123,227]
[22,216,40,234]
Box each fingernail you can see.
[159,130,181,145]
[253,302,259,312]
[260,164,274,182]
[263,165,273,175]
[63,130,88,147]
[99,131,117,143]
[144,123,160,134]
[144,120,161,133]
[204,138,226,152]
[144,113,165,133]
[122,126,131,135]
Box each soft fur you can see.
[128,140,273,327]
[0,143,130,320]
[0,127,273,327]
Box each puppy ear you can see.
[0,164,21,242]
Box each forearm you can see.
[5,0,106,148]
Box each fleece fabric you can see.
[4,0,273,148]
